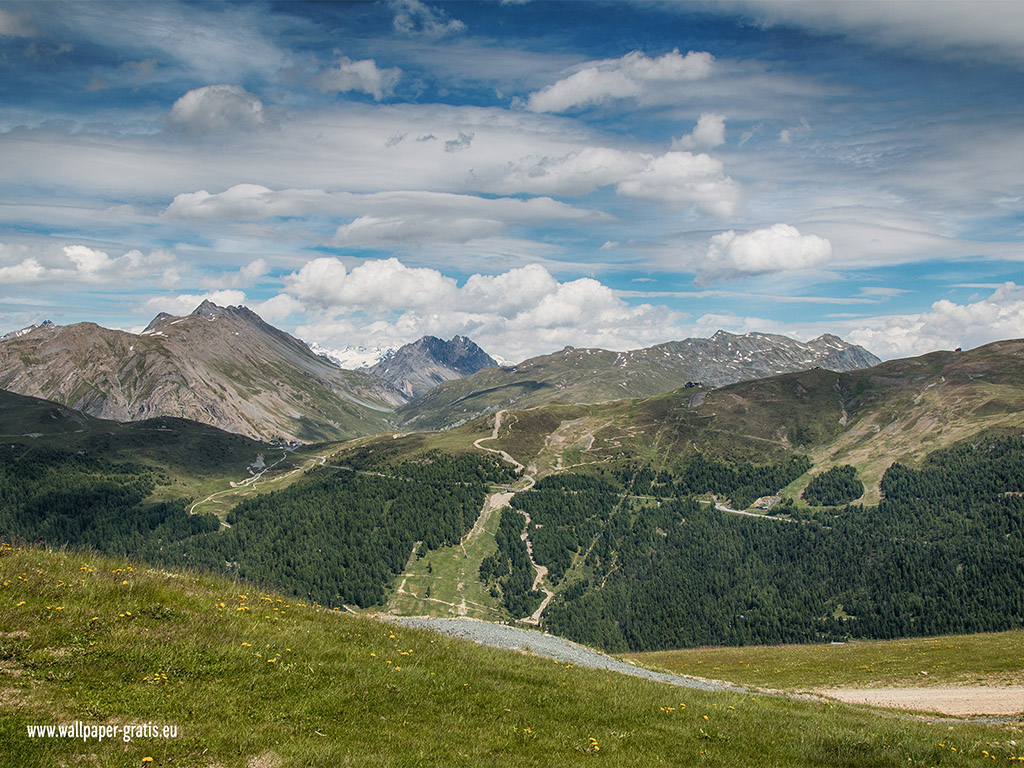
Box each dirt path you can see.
[474,410,550,623]
[186,450,331,516]
[817,686,1024,716]
[473,410,526,475]
[514,508,555,626]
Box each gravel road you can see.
[386,616,744,694]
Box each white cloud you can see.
[332,215,505,245]
[200,258,269,290]
[846,283,1024,359]
[491,147,738,215]
[279,256,683,362]
[526,49,713,113]
[672,113,726,150]
[165,185,331,220]
[167,85,265,134]
[143,289,248,318]
[251,293,303,324]
[164,185,609,249]
[727,0,1024,65]
[284,257,458,311]
[697,224,833,285]
[65,244,113,275]
[493,147,648,196]
[459,264,560,315]
[616,152,740,216]
[0,258,46,283]
[311,57,402,100]
[390,0,466,39]
[0,243,177,286]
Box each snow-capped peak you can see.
[1,319,54,341]
[306,341,395,370]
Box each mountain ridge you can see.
[397,329,880,430]
[0,301,404,443]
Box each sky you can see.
[1,0,1023,363]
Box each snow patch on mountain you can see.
[306,341,395,370]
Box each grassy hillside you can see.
[633,629,1024,691]
[2,543,1020,767]
[480,340,1024,502]
[0,388,317,509]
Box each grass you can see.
[2,543,1022,768]
[631,631,1024,691]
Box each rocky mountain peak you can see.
[0,319,55,341]
[368,335,498,399]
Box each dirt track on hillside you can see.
[817,686,1024,716]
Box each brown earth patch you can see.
[817,686,1024,716]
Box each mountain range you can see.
[397,330,881,430]
[0,302,879,443]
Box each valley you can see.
[2,305,1023,766]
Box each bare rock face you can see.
[367,335,498,399]
[0,301,405,443]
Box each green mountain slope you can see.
[0,388,271,494]
[1,543,1016,768]
[481,339,1024,501]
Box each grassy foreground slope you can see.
[2,544,1020,768]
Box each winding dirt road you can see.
[474,410,551,623]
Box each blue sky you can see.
[1,0,1022,362]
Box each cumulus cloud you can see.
[310,57,402,100]
[167,85,265,134]
[0,243,177,286]
[284,257,459,311]
[616,152,740,216]
[0,258,45,283]
[278,256,683,362]
[672,113,726,150]
[697,224,833,285]
[490,147,738,215]
[847,283,1024,359]
[390,0,466,39]
[526,49,713,113]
